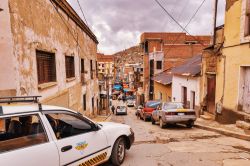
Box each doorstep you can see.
[195,118,250,141]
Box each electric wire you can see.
[49,0,91,59]
[76,0,89,27]
[164,0,207,57]
[154,0,207,47]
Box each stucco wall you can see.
[1,0,99,115]
[154,82,172,102]
[220,0,250,111]
[0,1,16,94]
[172,75,200,107]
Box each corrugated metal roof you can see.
[153,70,172,85]
[153,55,201,85]
[171,54,201,76]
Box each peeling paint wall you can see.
[1,0,99,115]
[0,0,16,95]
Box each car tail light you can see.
[165,112,176,115]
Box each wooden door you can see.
[190,91,195,109]
[182,86,187,108]
[207,75,216,114]
[243,68,250,113]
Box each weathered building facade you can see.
[97,53,114,80]
[201,0,250,124]
[0,0,99,116]
[140,32,210,101]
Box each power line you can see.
[154,0,206,47]
[49,0,91,59]
[164,0,207,57]
[76,0,89,27]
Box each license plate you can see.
[178,113,185,116]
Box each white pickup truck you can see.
[0,96,134,166]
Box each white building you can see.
[171,55,202,115]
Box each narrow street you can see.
[104,102,250,166]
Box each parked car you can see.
[0,96,134,166]
[127,100,135,107]
[138,101,161,121]
[125,95,135,101]
[116,105,128,115]
[151,102,197,128]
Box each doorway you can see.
[190,91,195,109]
[239,67,250,113]
[182,86,187,108]
[207,75,216,114]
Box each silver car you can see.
[116,106,128,115]
[151,102,196,128]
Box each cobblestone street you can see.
[102,103,250,166]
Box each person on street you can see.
[111,105,115,114]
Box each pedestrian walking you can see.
[111,105,115,114]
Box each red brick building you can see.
[140,32,211,100]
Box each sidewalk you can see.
[195,118,250,141]
[91,109,112,122]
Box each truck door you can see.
[44,111,109,166]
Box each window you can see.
[90,60,94,79]
[0,114,48,153]
[81,59,85,84]
[92,97,94,111]
[145,41,149,53]
[83,94,86,111]
[65,56,75,78]
[45,113,94,139]
[156,61,162,70]
[81,59,85,74]
[102,64,104,67]
[244,0,250,36]
[36,50,56,84]
[96,61,98,77]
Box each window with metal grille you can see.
[156,61,162,70]
[36,50,56,84]
[65,56,75,78]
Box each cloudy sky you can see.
[67,0,226,55]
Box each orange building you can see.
[140,32,211,101]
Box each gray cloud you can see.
[67,0,225,54]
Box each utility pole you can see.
[213,0,218,46]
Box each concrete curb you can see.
[194,123,250,141]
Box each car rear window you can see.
[145,101,161,108]
[0,114,48,153]
[163,103,183,110]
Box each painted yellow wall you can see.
[154,81,172,102]
[224,0,242,47]
[219,0,250,110]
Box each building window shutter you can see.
[36,50,56,84]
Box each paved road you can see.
[103,103,250,166]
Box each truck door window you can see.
[45,113,93,139]
[0,114,48,153]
